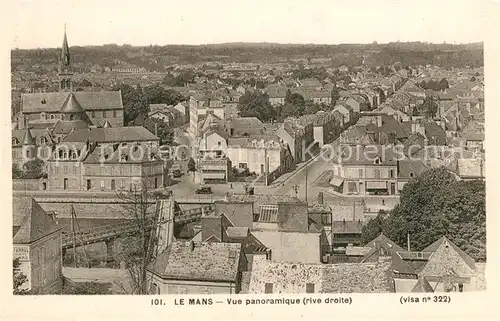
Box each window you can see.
[100,180,105,190]
[176,286,187,294]
[390,169,394,178]
[458,283,464,292]
[103,111,107,118]
[72,166,76,174]
[358,169,363,178]
[374,169,381,179]
[239,163,248,169]
[40,137,47,144]
[113,110,117,118]
[111,179,116,190]
[321,213,331,225]
[306,283,315,293]
[64,166,68,174]
[347,182,357,193]
[409,172,415,178]
[91,111,95,118]
[51,114,55,119]
[41,112,46,120]
[264,283,273,294]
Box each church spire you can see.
[60,23,71,71]
[59,24,73,92]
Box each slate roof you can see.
[424,122,447,145]
[52,120,89,135]
[63,126,159,143]
[22,91,123,113]
[338,145,397,166]
[147,241,243,282]
[60,93,84,113]
[83,144,160,164]
[230,117,265,135]
[398,159,428,179]
[13,197,61,244]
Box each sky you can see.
[9,0,488,49]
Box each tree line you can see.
[360,167,486,261]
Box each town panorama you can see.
[11,30,485,295]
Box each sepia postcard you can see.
[1,0,499,320]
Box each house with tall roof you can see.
[13,197,63,293]
[147,241,248,294]
[45,126,164,191]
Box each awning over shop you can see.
[202,172,226,179]
[330,177,345,187]
[366,181,388,189]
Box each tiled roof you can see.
[147,241,243,282]
[411,277,434,292]
[422,236,475,271]
[13,197,61,244]
[63,126,159,143]
[22,91,123,113]
[321,261,393,293]
[227,135,283,149]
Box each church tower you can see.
[59,25,73,92]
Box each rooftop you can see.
[148,241,243,282]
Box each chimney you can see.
[317,192,324,204]
[411,122,416,134]
[265,249,272,261]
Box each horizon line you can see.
[11,40,484,51]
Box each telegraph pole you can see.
[305,166,308,204]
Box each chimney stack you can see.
[317,192,324,204]
[265,249,272,261]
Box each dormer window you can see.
[12,138,18,145]
[409,172,415,178]
[40,137,47,144]
[41,98,46,105]
[374,156,381,164]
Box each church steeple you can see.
[59,24,73,92]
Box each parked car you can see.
[195,186,212,194]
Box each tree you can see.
[331,86,340,107]
[61,281,111,295]
[22,159,45,179]
[238,91,277,122]
[304,100,321,115]
[360,167,486,261]
[187,157,196,172]
[141,118,174,145]
[13,258,29,295]
[438,78,450,91]
[143,85,185,106]
[12,162,23,179]
[282,90,305,117]
[113,84,149,125]
[421,95,438,118]
[116,180,164,294]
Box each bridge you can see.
[62,202,215,251]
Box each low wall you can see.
[13,179,41,191]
